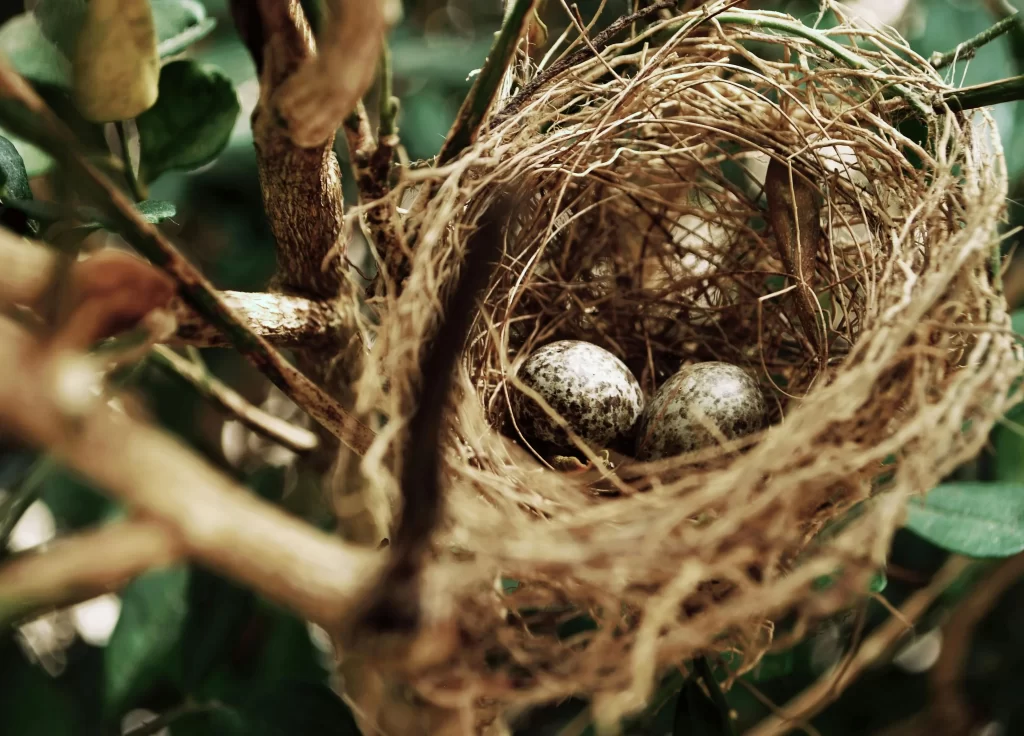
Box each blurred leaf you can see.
[181,569,255,691]
[40,466,117,529]
[905,482,1024,558]
[170,706,246,736]
[32,0,86,59]
[0,644,80,736]
[240,681,360,736]
[746,648,796,681]
[253,602,330,685]
[104,566,190,718]
[0,13,71,87]
[4,198,176,227]
[137,60,240,182]
[153,0,218,57]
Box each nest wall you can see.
[343,4,1020,721]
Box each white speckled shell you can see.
[512,340,645,451]
[636,362,767,461]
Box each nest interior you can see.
[346,3,1019,721]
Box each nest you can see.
[346,3,1019,725]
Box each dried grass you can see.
[340,2,1020,725]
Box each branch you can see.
[437,0,539,165]
[940,74,1024,112]
[168,290,345,349]
[0,519,182,626]
[150,346,319,454]
[0,59,377,456]
[930,13,1020,70]
[0,315,381,626]
[746,556,974,736]
[232,0,349,298]
[929,551,1024,735]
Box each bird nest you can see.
[346,3,1019,725]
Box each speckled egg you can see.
[636,362,767,461]
[511,340,645,451]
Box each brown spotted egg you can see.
[636,362,767,461]
[511,340,644,451]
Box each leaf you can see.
[136,60,240,183]
[0,645,80,736]
[240,681,361,736]
[40,466,117,530]
[135,199,178,223]
[0,13,71,87]
[104,566,190,717]
[905,482,1024,558]
[153,0,218,58]
[180,570,255,691]
[32,0,87,59]
[3,198,177,232]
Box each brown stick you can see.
[0,519,182,625]
[0,316,381,626]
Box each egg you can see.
[636,362,767,461]
[511,340,645,451]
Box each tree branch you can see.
[0,315,381,626]
[0,59,376,456]
[0,518,182,626]
[168,290,346,349]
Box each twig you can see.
[379,43,399,139]
[746,556,973,736]
[929,551,1024,736]
[940,74,1024,112]
[150,345,319,454]
[0,315,382,626]
[0,59,377,456]
[437,0,540,164]
[930,13,1020,70]
[496,0,676,123]
[168,290,346,349]
[0,518,182,626]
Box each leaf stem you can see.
[115,120,147,202]
[437,0,538,164]
[930,13,1021,70]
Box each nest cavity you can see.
[348,3,1019,723]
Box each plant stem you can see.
[379,43,399,138]
[930,13,1020,70]
[122,701,222,736]
[115,120,147,202]
[941,74,1024,111]
[437,0,538,164]
[150,345,320,454]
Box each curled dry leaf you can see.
[274,0,402,148]
[72,0,160,122]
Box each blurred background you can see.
[2,1,1024,734]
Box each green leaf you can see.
[0,645,80,736]
[240,681,361,736]
[32,0,86,59]
[0,13,71,87]
[3,199,177,234]
[905,482,1024,558]
[181,570,255,691]
[136,60,240,183]
[135,199,178,222]
[40,466,117,530]
[0,135,35,234]
[152,0,218,58]
[673,677,730,736]
[104,566,190,718]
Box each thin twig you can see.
[930,13,1020,70]
[0,59,377,456]
[0,518,182,626]
[151,345,319,454]
[746,556,974,736]
[438,0,540,164]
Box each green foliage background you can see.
[2,1,1024,734]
